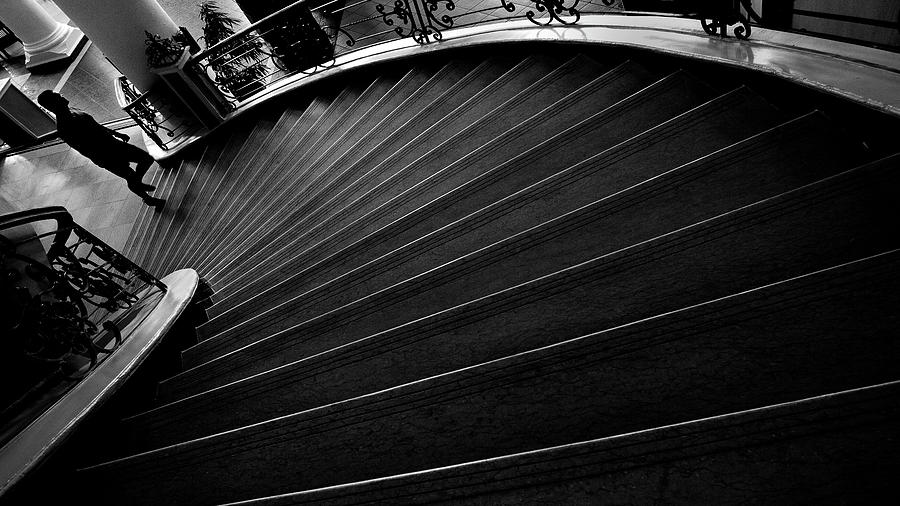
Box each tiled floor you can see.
[0,125,160,251]
[1,2,126,124]
[1,1,144,250]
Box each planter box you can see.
[236,0,334,72]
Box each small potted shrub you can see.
[235,0,333,72]
[144,31,188,69]
[199,0,268,101]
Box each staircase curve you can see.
[7,33,900,505]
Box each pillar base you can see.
[24,25,86,69]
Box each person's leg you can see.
[104,157,155,191]
[105,164,164,209]
[117,140,156,178]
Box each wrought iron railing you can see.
[189,0,352,107]
[134,0,894,148]
[1,207,165,440]
[114,76,201,150]
[184,0,771,111]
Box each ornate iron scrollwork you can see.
[501,0,581,26]
[2,208,165,384]
[699,0,762,40]
[377,0,456,44]
[118,77,176,150]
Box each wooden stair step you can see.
[227,380,900,505]
[163,94,340,274]
[192,70,411,273]
[81,251,900,504]
[122,143,886,450]
[202,53,606,290]
[130,151,200,269]
[183,82,370,271]
[153,120,265,274]
[166,154,900,400]
[195,112,855,356]
[199,61,456,277]
[143,126,253,275]
[204,64,696,315]
[196,82,773,347]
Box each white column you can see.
[0,0,86,69]
[52,0,180,90]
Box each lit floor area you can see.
[1,1,125,124]
[0,127,163,251]
[0,1,144,247]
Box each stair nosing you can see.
[173,158,894,391]
[197,109,833,343]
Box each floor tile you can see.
[33,151,71,174]
[113,196,145,227]
[31,187,73,209]
[102,222,133,252]
[0,157,36,181]
[68,206,92,225]
[82,200,123,231]
[90,179,132,206]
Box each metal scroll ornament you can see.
[700,0,762,40]
[502,0,581,26]
[377,0,456,44]
[118,77,176,149]
[2,208,166,383]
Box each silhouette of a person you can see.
[37,91,165,209]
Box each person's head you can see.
[37,91,69,113]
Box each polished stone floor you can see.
[0,1,146,247]
[0,1,125,124]
[0,125,161,251]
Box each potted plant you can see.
[144,31,188,69]
[234,0,334,72]
[199,0,268,101]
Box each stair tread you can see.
[47,46,899,506]
[181,83,368,270]
[205,61,680,312]
[166,97,337,273]
[199,62,455,277]
[194,111,856,355]
[192,70,411,272]
[167,152,900,400]
[192,81,774,354]
[81,251,900,505]
[203,53,604,289]
[155,121,265,274]
[124,237,900,452]
[223,380,900,506]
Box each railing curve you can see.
[125,0,892,151]
[1,207,165,444]
[114,76,200,151]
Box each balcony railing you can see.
[1,207,165,447]
[127,0,896,150]
[114,76,202,151]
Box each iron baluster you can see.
[699,0,763,40]
[501,0,581,26]
[2,207,166,384]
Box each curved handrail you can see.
[0,206,72,232]
[192,0,312,62]
[1,206,168,444]
[145,0,897,155]
[114,76,151,110]
[1,206,170,473]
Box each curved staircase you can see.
[12,43,900,504]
